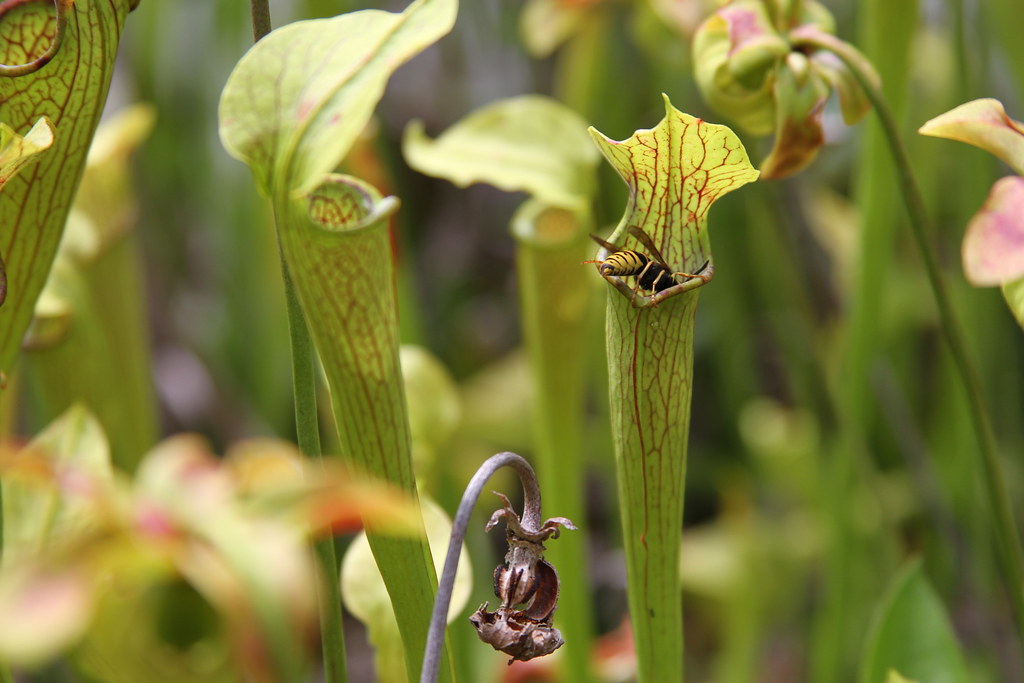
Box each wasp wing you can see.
[588,233,621,253]
[626,226,670,267]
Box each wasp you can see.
[584,225,708,299]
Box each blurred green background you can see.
[13,0,1024,680]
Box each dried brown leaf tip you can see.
[469,492,576,664]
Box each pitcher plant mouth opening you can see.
[0,0,73,77]
[585,224,715,308]
[589,240,715,308]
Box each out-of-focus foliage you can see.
[23,104,159,471]
[920,98,1024,330]
[2,0,1023,681]
[0,406,422,677]
[859,561,970,683]
[692,0,876,178]
[341,495,471,683]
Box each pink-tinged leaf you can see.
[0,565,94,665]
[919,99,1024,176]
[0,405,112,562]
[692,3,784,136]
[719,3,789,71]
[962,176,1024,286]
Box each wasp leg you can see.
[672,260,712,281]
[632,261,658,304]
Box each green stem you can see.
[251,5,345,680]
[282,256,348,683]
[249,0,272,42]
[801,27,1024,645]
[512,202,595,682]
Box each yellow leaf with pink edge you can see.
[962,176,1024,286]
[919,99,1024,176]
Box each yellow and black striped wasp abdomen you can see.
[598,249,649,277]
[584,226,709,299]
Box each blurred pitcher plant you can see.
[0,405,422,681]
[693,0,877,179]
[920,99,1024,329]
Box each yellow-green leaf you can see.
[23,105,159,472]
[219,0,456,198]
[400,345,462,478]
[0,117,54,191]
[588,94,759,275]
[403,95,599,210]
[919,98,1024,176]
[858,560,970,683]
[75,103,156,248]
[1001,276,1024,332]
[518,0,589,58]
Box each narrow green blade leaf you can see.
[403,95,599,209]
[859,560,971,683]
[219,0,456,197]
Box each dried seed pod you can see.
[470,603,564,664]
[470,492,575,663]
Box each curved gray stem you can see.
[419,451,542,683]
